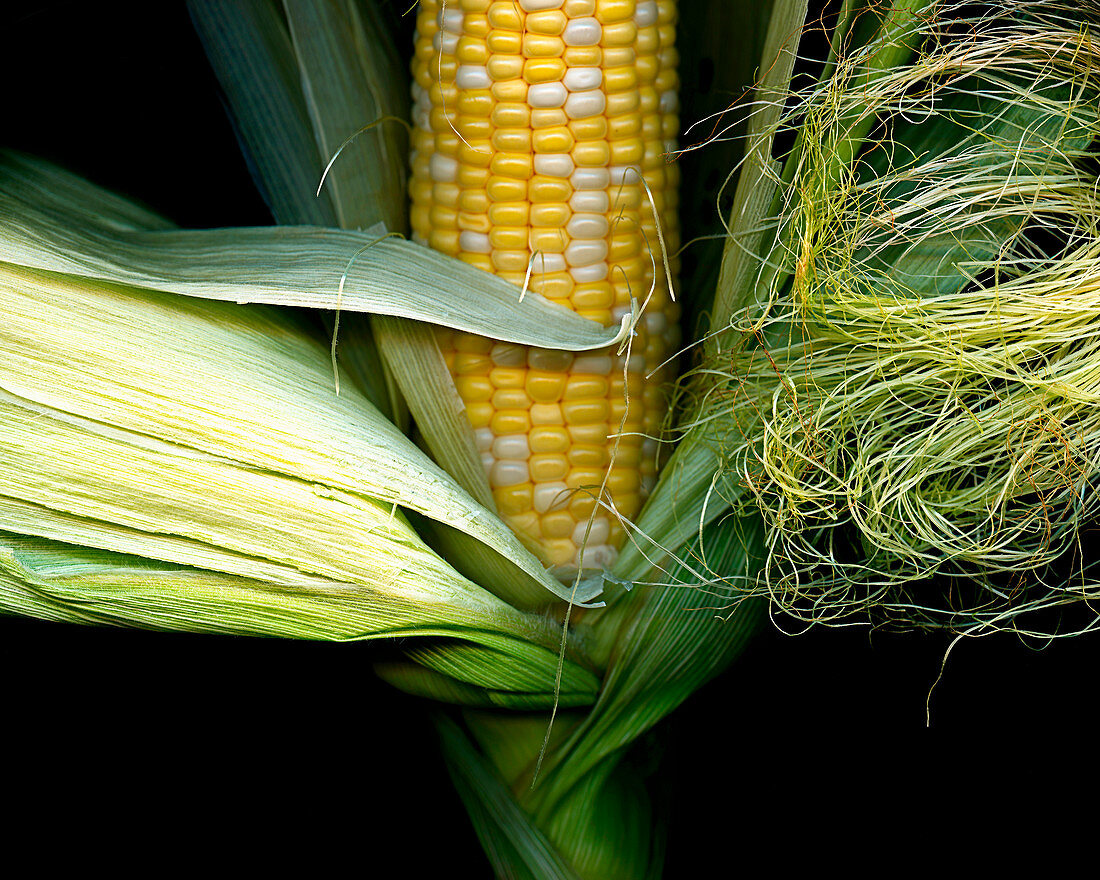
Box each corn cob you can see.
[409,0,681,571]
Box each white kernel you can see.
[645,312,668,335]
[566,213,610,240]
[641,475,655,496]
[572,355,614,375]
[534,153,575,178]
[490,342,527,367]
[660,89,679,114]
[532,252,567,273]
[627,354,646,373]
[570,190,610,212]
[429,153,459,183]
[642,437,659,460]
[612,305,632,323]
[519,0,564,9]
[534,482,570,513]
[563,67,602,91]
[456,65,491,89]
[492,434,530,460]
[609,165,640,185]
[569,261,609,282]
[491,460,529,488]
[565,239,609,267]
[634,0,658,26]
[563,17,601,47]
[432,30,460,53]
[564,89,606,119]
[481,451,495,472]
[439,7,464,34]
[574,543,617,569]
[572,516,611,547]
[571,167,611,190]
[459,230,492,253]
[528,82,568,109]
[474,427,494,452]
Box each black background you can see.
[2,2,1096,875]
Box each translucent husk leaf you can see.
[0,152,629,355]
[0,253,604,609]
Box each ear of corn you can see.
[408,0,682,573]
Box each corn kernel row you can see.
[410,0,680,571]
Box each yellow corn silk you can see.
[409,0,681,571]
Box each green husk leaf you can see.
[0,258,602,608]
[0,151,630,353]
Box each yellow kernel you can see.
[526,10,567,34]
[523,34,565,59]
[530,426,571,454]
[429,229,461,254]
[491,128,533,153]
[458,165,491,188]
[466,402,493,429]
[491,79,528,102]
[526,371,567,403]
[529,175,573,203]
[491,152,534,179]
[457,40,490,65]
[487,55,525,80]
[489,366,527,389]
[612,491,641,519]
[486,30,522,53]
[523,58,567,83]
[568,444,608,467]
[463,11,491,35]
[533,126,575,153]
[531,108,568,128]
[487,2,524,29]
[563,399,610,424]
[531,402,565,425]
[603,65,638,92]
[458,252,494,272]
[455,114,492,139]
[457,211,492,233]
[566,467,604,490]
[489,226,529,249]
[601,21,638,45]
[608,443,641,468]
[491,409,532,435]
[605,90,641,116]
[529,203,571,227]
[529,454,569,482]
[568,422,610,444]
[529,271,575,299]
[486,175,528,202]
[564,375,610,400]
[492,102,531,128]
[432,182,461,208]
[595,0,636,23]
[458,139,495,167]
[568,116,608,140]
[577,308,613,325]
[563,0,596,15]
[494,483,534,516]
[543,538,578,566]
[609,232,642,261]
[563,46,602,67]
[491,250,534,272]
[459,189,490,213]
[529,227,568,253]
[488,201,530,226]
[571,282,614,310]
[567,492,598,519]
[492,388,533,409]
[572,140,611,167]
[541,511,577,539]
[454,376,493,401]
